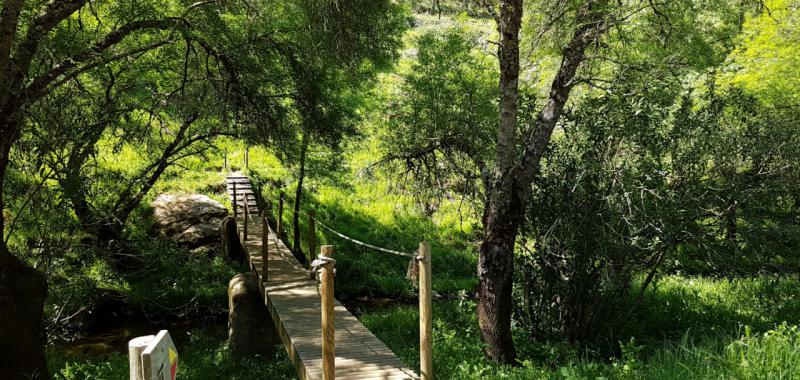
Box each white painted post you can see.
[129,330,178,380]
[129,335,154,380]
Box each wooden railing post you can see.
[256,184,262,216]
[232,182,238,219]
[262,216,268,282]
[308,210,316,264]
[419,242,432,380]
[244,147,249,169]
[277,192,284,237]
[243,200,249,241]
[320,245,336,380]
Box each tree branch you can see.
[0,0,25,83]
[12,0,90,79]
[25,18,188,102]
[514,0,610,187]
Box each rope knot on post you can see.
[406,249,421,285]
[310,256,336,280]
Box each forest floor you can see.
[46,144,800,379]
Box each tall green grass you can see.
[362,283,800,380]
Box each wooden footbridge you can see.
[226,173,429,380]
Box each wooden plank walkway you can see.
[226,173,418,380]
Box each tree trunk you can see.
[477,178,522,364]
[724,198,737,246]
[60,166,97,237]
[476,0,522,364]
[477,0,608,363]
[0,247,48,380]
[291,134,309,265]
[0,127,50,380]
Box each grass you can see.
[232,128,800,379]
[245,144,479,299]
[361,276,800,379]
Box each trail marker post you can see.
[419,242,432,380]
[129,330,178,380]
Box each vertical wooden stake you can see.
[232,182,238,219]
[256,185,262,216]
[419,242,433,380]
[244,147,249,169]
[277,192,284,237]
[262,216,268,283]
[308,210,317,264]
[243,202,249,241]
[320,245,336,380]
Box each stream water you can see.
[51,313,228,358]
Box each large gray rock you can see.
[152,194,228,248]
[228,272,276,357]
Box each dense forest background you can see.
[1,0,799,379]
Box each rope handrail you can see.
[310,215,417,259]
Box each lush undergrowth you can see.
[363,275,800,379]
[49,327,295,380]
[43,140,300,378]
